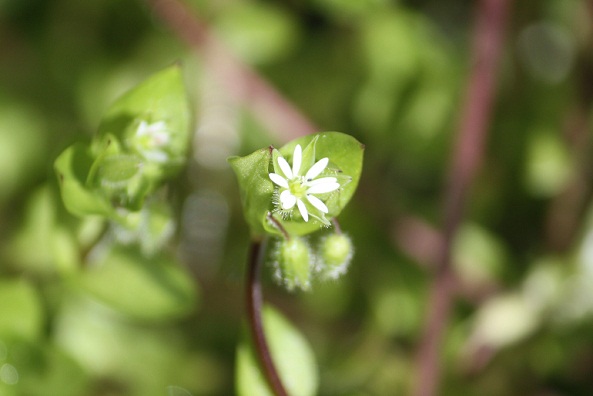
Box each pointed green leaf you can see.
[97,65,190,170]
[230,133,363,237]
[54,143,113,217]
[236,305,318,396]
[92,154,143,188]
[228,147,275,237]
[280,132,364,218]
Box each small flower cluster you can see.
[272,233,354,291]
[269,144,340,223]
[229,131,363,292]
[129,120,171,163]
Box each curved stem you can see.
[266,212,290,240]
[246,239,288,396]
[331,218,343,235]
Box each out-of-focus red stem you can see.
[146,0,318,141]
[412,0,511,395]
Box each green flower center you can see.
[289,177,307,198]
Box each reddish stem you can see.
[412,0,511,395]
[145,0,317,141]
[246,240,288,396]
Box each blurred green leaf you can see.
[56,65,191,217]
[525,128,572,197]
[0,279,43,340]
[0,338,88,396]
[79,246,198,321]
[0,102,45,202]
[55,297,216,396]
[361,11,420,83]
[93,154,143,187]
[453,223,507,287]
[54,143,113,218]
[236,305,318,396]
[216,3,300,64]
[96,64,190,170]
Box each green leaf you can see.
[54,143,113,218]
[96,65,190,171]
[89,152,151,210]
[55,66,192,218]
[228,147,275,237]
[280,132,364,218]
[0,338,88,396]
[6,185,80,275]
[79,246,198,321]
[0,102,45,202]
[230,132,364,238]
[236,305,318,396]
[93,154,143,187]
[0,279,43,340]
[216,3,300,65]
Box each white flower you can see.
[269,144,340,222]
[133,120,170,162]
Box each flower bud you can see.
[317,233,353,280]
[275,237,312,291]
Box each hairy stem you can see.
[331,218,343,235]
[246,240,288,396]
[412,0,511,395]
[267,212,290,240]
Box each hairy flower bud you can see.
[317,233,353,280]
[274,237,312,291]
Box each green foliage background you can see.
[1,0,592,395]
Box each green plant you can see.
[229,132,363,395]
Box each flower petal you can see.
[277,156,293,179]
[296,199,309,222]
[292,144,302,176]
[280,190,297,209]
[306,177,337,187]
[307,194,328,213]
[269,173,289,188]
[305,157,329,180]
[307,182,340,194]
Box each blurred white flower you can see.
[133,120,170,162]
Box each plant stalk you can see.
[412,0,511,395]
[246,239,288,396]
[146,0,317,141]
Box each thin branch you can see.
[331,217,343,235]
[145,0,318,141]
[412,1,511,395]
[246,240,288,396]
[266,212,290,240]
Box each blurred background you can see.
[1,0,593,395]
